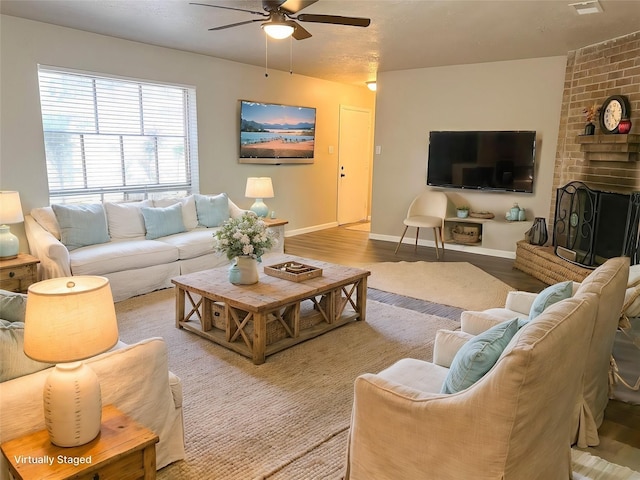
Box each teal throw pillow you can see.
[528,281,573,321]
[0,289,27,323]
[140,203,186,240]
[1,320,52,382]
[52,203,110,251]
[195,193,229,228]
[441,318,519,394]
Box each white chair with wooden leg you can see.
[394,190,448,259]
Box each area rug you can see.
[115,287,639,479]
[364,261,514,311]
[115,288,459,480]
[572,450,640,479]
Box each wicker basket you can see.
[451,225,481,244]
[470,211,495,219]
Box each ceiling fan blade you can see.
[278,0,319,14]
[292,21,312,40]
[190,2,267,17]
[208,19,264,31]
[297,13,371,27]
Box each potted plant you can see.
[456,205,470,218]
[582,103,600,135]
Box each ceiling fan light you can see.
[262,22,295,39]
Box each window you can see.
[37,66,199,204]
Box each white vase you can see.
[229,256,259,285]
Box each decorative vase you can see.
[526,217,548,246]
[0,225,19,259]
[228,256,259,285]
[518,208,526,221]
[618,118,632,134]
[584,123,595,135]
[457,209,469,218]
[510,203,520,222]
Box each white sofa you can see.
[25,194,284,302]
[0,289,185,479]
[0,338,185,479]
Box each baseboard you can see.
[368,233,516,259]
[285,222,339,237]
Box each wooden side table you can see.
[262,218,288,252]
[1,405,159,480]
[0,253,39,293]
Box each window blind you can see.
[37,67,199,203]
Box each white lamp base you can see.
[249,199,269,218]
[0,225,19,259]
[44,362,102,447]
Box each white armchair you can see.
[460,257,629,448]
[346,294,599,480]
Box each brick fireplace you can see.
[515,31,639,283]
[551,30,640,225]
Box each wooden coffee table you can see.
[172,255,370,364]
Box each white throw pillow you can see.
[104,200,152,240]
[30,206,61,240]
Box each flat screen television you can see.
[239,100,316,164]
[427,130,536,193]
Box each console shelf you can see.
[444,217,532,252]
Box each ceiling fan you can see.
[191,0,371,40]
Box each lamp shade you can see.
[262,21,295,39]
[0,191,24,224]
[245,177,275,199]
[24,276,119,363]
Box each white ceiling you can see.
[2,0,640,86]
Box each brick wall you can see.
[550,30,640,223]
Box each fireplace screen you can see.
[553,181,640,267]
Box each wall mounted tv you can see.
[238,100,316,165]
[427,130,536,193]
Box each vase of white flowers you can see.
[214,212,276,284]
[228,256,259,285]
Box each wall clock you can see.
[599,95,631,134]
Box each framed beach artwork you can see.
[238,100,316,164]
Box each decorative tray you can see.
[264,261,323,282]
[469,211,495,219]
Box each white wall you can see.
[370,56,567,254]
[0,15,375,252]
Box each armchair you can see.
[460,256,629,448]
[346,293,599,480]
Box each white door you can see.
[337,105,372,225]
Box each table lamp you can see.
[24,276,119,447]
[0,191,24,259]
[245,177,274,217]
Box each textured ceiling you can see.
[2,0,640,86]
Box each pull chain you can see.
[265,34,269,77]
[289,36,293,75]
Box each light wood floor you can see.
[285,223,640,471]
